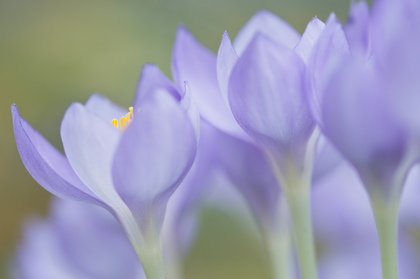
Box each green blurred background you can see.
[0,0,352,278]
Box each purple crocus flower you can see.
[13,198,145,279]
[172,12,345,279]
[312,0,420,278]
[12,63,198,278]
[215,11,337,279]
[314,0,419,199]
[171,21,293,278]
[217,11,326,180]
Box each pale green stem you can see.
[266,223,293,279]
[270,129,319,279]
[371,197,400,279]
[283,184,318,279]
[136,223,167,279]
[118,211,166,279]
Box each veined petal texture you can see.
[307,13,349,129]
[229,33,315,170]
[11,105,104,207]
[60,103,123,208]
[233,10,300,55]
[112,89,197,233]
[135,63,200,139]
[217,31,238,105]
[172,26,245,140]
[294,17,325,64]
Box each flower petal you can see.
[307,13,349,129]
[233,10,300,55]
[135,63,182,106]
[171,26,245,140]
[51,199,145,279]
[211,124,280,230]
[344,0,371,53]
[293,17,325,64]
[217,31,239,104]
[85,93,127,122]
[112,89,197,233]
[60,103,123,207]
[229,34,314,170]
[134,63,200,139]
[15,220,82,279]
[11,105,103,206]
[321,55,408,193]
[312,135,343,181]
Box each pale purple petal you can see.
[163,121,219,260]
[216,31,238,104]
[14,199,145,279]
[85,93,127,122]
[314,163,420,278]
[11,105,103,206]
[344,0,371,54]
[312,163,381,279]
[233,10,300,55]
[312,136,343,181]
[172,26,245,140]
[112,90,196,233]
[369,0,420,59]
[321,55,408,193]
[135,63,181,107]
[60,103,123,206]
[14,220,82,279]
[134,63,200,138]
[293,17,325,64]
[307,13,349,128]
[211,124,280,230]
[51,199,145,279]
[179,82,200,139]
[312,163,374,242]
[229,34,314,170]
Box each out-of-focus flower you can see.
[312,163,420,279]
[311,0,420,277]
[13,198,145,279]
[315,0,419,199]
[12,63,198,278]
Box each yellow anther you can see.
[128,106,134,119]
[111,119,119,128]
[120,116,129,130]
[111,107,135,131]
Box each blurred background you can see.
[0,0,353,278]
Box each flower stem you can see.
[283,183,318,279]
[138,243,166,279]
[371,197,399,279]
[265,199,294,279]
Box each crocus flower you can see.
[13,198,145,279]
[12,63,198,278]
[216,11,336,279]
[217,11,325,181]
[312,0,420,278]
[172,12,345,278]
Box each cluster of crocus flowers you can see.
[10,0,420,278]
